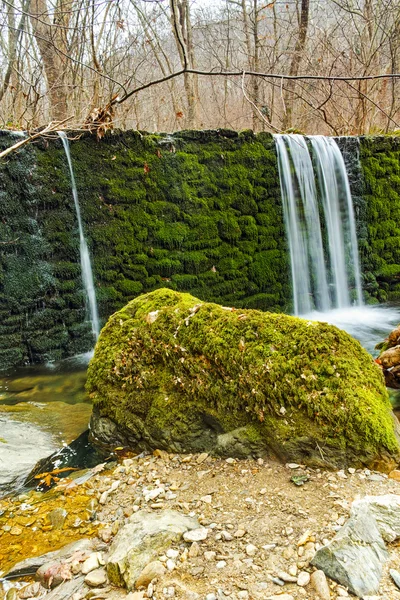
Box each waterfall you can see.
[58,132,100,340]
[274,134,363,315]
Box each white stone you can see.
[84,568,107,587]
[216,561,226,569]
[183,527,208,542]
[81,553,99,574]
[166,549,179,559]
[166,559,175,571]
[297,571,310,587]
[246,544,257,557]
[201,495,212,504]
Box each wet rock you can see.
[4,538,94,579]
[107,509,199,589]
[310,570,330,600]
[46,508,68,530]
[85,568,107,587]
[311,509,388,597]
[379,345,400,368]
[136,561,166,588]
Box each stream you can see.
[0,354,93,496]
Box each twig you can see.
[0,117,73,160]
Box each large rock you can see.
[312,495,400,597]
[311,510,388,596]
[87,289,399,468]
[106,509,199,589]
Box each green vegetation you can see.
[360,136,400,302]
[87,289,399,467]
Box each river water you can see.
[0,354,93,496]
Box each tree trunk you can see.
[282,0,310,130]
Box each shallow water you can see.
[301,304,400,355]
[0,354,93,495]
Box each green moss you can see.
[360,136,400,300]
[87,289,399,467]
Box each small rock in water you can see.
[310,570,330,600]
[84,568,107,587]
[46,508,68,530]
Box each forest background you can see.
[0,0,399,136]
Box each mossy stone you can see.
[87,289,399,469]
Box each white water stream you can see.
[58,132,100,340]
[274,134,363,315]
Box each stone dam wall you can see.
[0,129,400,370]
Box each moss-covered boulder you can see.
[87,289,400,468]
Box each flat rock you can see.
[3,538,94,579]
[390,568,400,590]
[44,576,85,600]
[107,509,199,589]
[311,509,388,597]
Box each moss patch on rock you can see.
[87,289,399,468]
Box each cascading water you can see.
[274,133,363,314]
[58,132,100,341]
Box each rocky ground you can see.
[2,451,400,600]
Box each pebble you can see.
[234,529,246,538]
[166,559,175,571]
[201,494,213,504]
[189,542,200,557]
[277,571,297,583]
[204,551,217,561]
[183,527,208,542]
[245,544,257,556]
[310,570,330,600]
[225,458,236,464]
[221,530,233,541]
[197,453,209,464]
[206,595,217,600]
[18,582,42,599]
[135,561,166,588]
[84,568,107,587]
[297,571,310,586]
[166,549,179,559]
[267,595,294,600]
[81,553,99,574]
[216,561,227,569]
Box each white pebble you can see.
[297,571,310,587]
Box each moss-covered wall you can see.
[359,136,400,302]
[1,129,400,372]
[0,129,288,371]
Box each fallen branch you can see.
[0,117,73,160]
